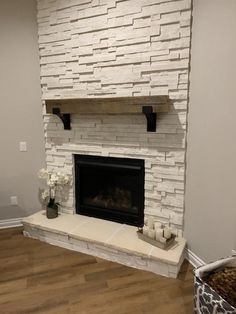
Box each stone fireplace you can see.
[23,0,192,278]
[37,0,192,237]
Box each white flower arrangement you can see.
[38,168,71,209]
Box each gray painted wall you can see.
[184,0,236,262]
[0,0,45,219]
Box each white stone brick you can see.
[159,11,181,25]
[180,18,191,27]
[151,37,190,50]
[142,0,191,16]
[79,52,116,64]
[161,194,184,208]
[109,1,142,18]
[180,26,191,37]
[157,180,184,193]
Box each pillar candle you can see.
[159,237,167,244]
[143,226,149,236]
[148,229,155,239]
[163,227,172,240]
[155,228,163,241]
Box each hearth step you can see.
[22,211,186,278]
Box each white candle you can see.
[148,229,155,239]
[159,237,167,244]
[143,226,149,236]
[154,222,162,230]
[147,217,154,230]
[155,228,163,241]
[163,227,172,239]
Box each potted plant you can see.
[38,168,71,219]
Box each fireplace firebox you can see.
[74,155,144,227]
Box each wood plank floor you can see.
[0,228,194,314]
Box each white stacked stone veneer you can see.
[37,0,192,234]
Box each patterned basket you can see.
[194,256,236,314]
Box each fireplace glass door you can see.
[74,154,144,226]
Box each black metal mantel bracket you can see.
[142,106,157,132]
[52,106,157,132]
[52,108,71,130]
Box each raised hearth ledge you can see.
[23,211,186,278]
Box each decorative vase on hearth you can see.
[38,168,71,220]
[46,198,58,219]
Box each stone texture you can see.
[37,0,192,232]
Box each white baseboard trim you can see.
[185,248,205,268]
[0,218,23,229]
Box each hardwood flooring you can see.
[0,228,194,314]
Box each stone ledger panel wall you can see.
[37,0,192,233]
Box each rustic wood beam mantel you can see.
[45,96,170,132]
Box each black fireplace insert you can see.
[74,154,144,227]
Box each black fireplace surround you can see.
[74,154,144,227]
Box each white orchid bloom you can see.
[41,189,50,200]
[50,173,58,184]
[38,168,71,206]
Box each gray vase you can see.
[46,205,58,219]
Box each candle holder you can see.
[137,229,176,250]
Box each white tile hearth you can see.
[23,211,186,278]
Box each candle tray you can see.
[137,230,176,250]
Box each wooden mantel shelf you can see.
[45,96,169,114]
[45,96,170,132]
